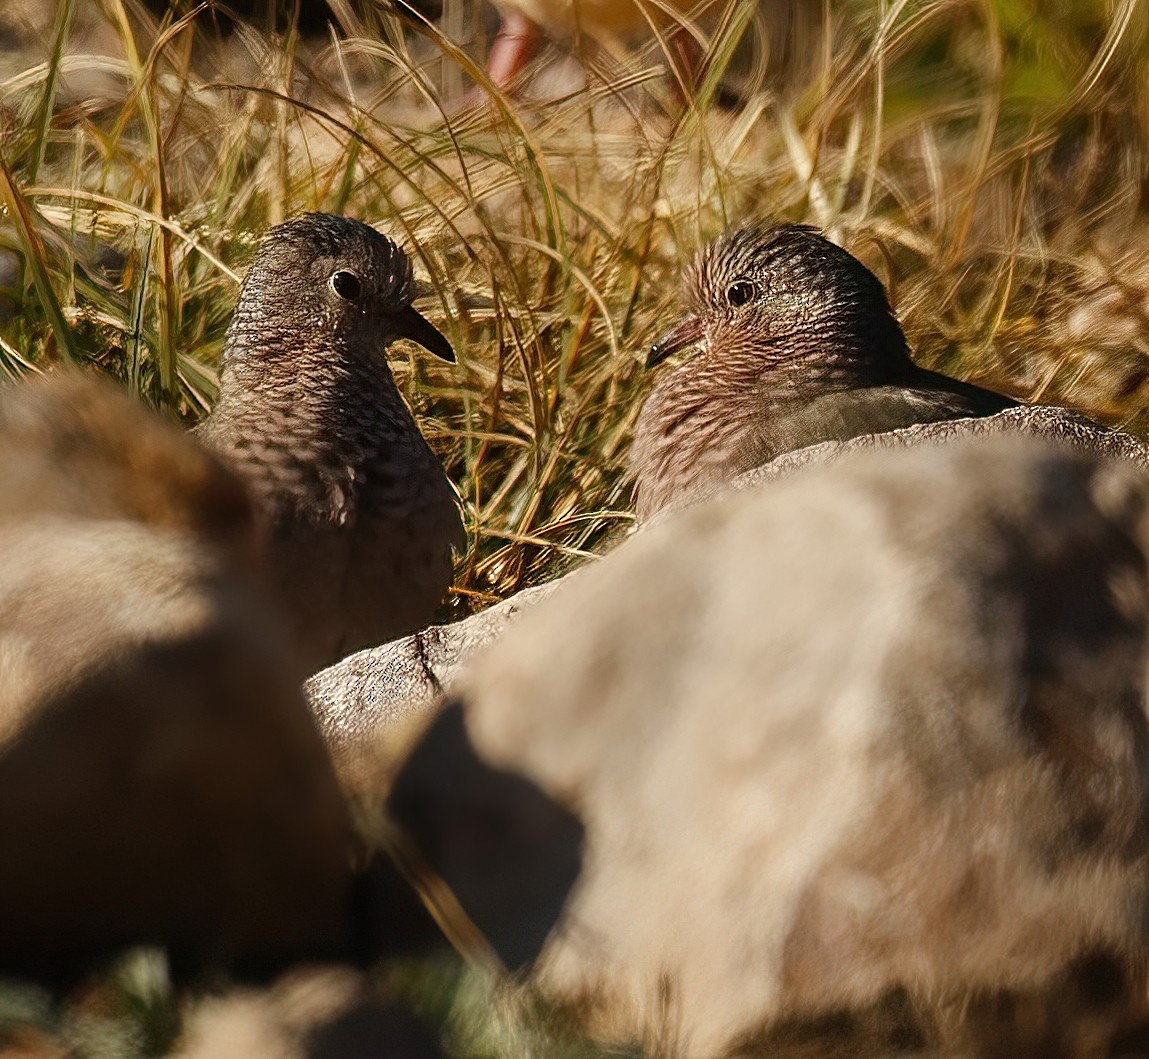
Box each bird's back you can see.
[740,369,1017,473]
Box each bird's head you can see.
[226,213,455,369]
[647,224,911,387]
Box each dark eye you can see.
[330,270,361,301]
[726,279,756,307]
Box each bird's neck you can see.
[758,325,916,394]
[630,355,774,521]
[629,331,913,521]
[666,330,907,411]
[204,332,419,520]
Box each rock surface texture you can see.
[390,436,1149,1056]
[307,584,554,753]
[197,213,464,676]
[0,374,353,981]
[307,404,1149,747]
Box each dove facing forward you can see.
[197,214,464,676]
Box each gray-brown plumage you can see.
[197,214,465,675]
[630,223,1017,520]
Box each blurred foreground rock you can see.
[0,374,354,982]
[174,965,446,1059]
[390,436,1149,1056]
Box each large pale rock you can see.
[390,436,1149,1056]
[0,375,354,981]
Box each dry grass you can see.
[3,0,1147,613]
[3,0,1149,1053]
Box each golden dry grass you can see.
[3,0,1147,614]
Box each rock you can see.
[0,374,354,982]
[173,965,446,1059]
[732,404,1149,493]
[389,436,1149,1056]
[387,703,585,972]
[307,585,554,757]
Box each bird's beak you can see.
[390,305,456,363]
[647,313,704,368]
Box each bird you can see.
[197,213,465,676]
[390,435,1149,1057]
[629,222,1018,521]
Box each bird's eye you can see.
[330,270,362,301]
[726,280,757,307]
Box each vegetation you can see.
[1,0,1148,1053]
[4,0,1148,606]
